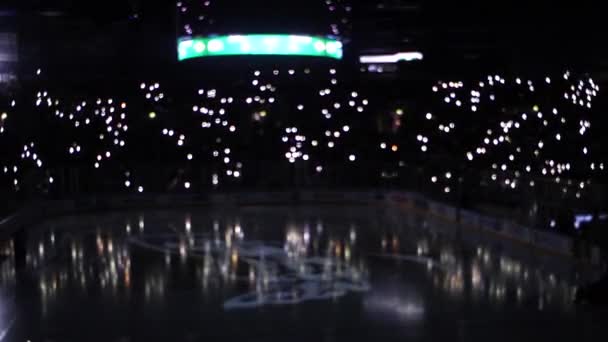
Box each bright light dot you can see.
[125,180,131,187]
[187,153,193,160]
[431,176,437,183]
[208,39,224,52]
[444,187,451,193]
[349,154,356,161]
[342,125,350,132]
[445,172,452,179]
[316,166,323,173]
[138,186,144,193]
[391,145,398,152]
[426,113,433,120]
[229,126,236,132]
[184,182,191,189]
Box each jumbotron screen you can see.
[178,34,343,61]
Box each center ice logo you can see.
[129,233,370,310]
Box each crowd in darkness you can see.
[0,0,607,242]
[1,61,607,240]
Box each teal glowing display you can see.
[177,35,343,61]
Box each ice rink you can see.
[2,204,606,341]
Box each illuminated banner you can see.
[178,34,343,61]
[359,52,424,64]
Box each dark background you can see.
[2,1,606,74]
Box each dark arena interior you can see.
[1,1,608,341]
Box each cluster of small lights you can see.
[0,100,14,133]
[139,81,243,188]
[0,69,137,192]
[563,71,599,109]
[177,0,214,36]
[323,0,352,37]
[282,127,309,163]
[2,143,46,190]
[421,72,604,199]
[34,85,130,170]
[2,60,604,218]
[245,67,366,172]
[197,88,241,185]
[177,0,351,39]
[379,142,399,153]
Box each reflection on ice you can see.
[8,206,584,324]
[365,293,425,321]
[131,226,371,309]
